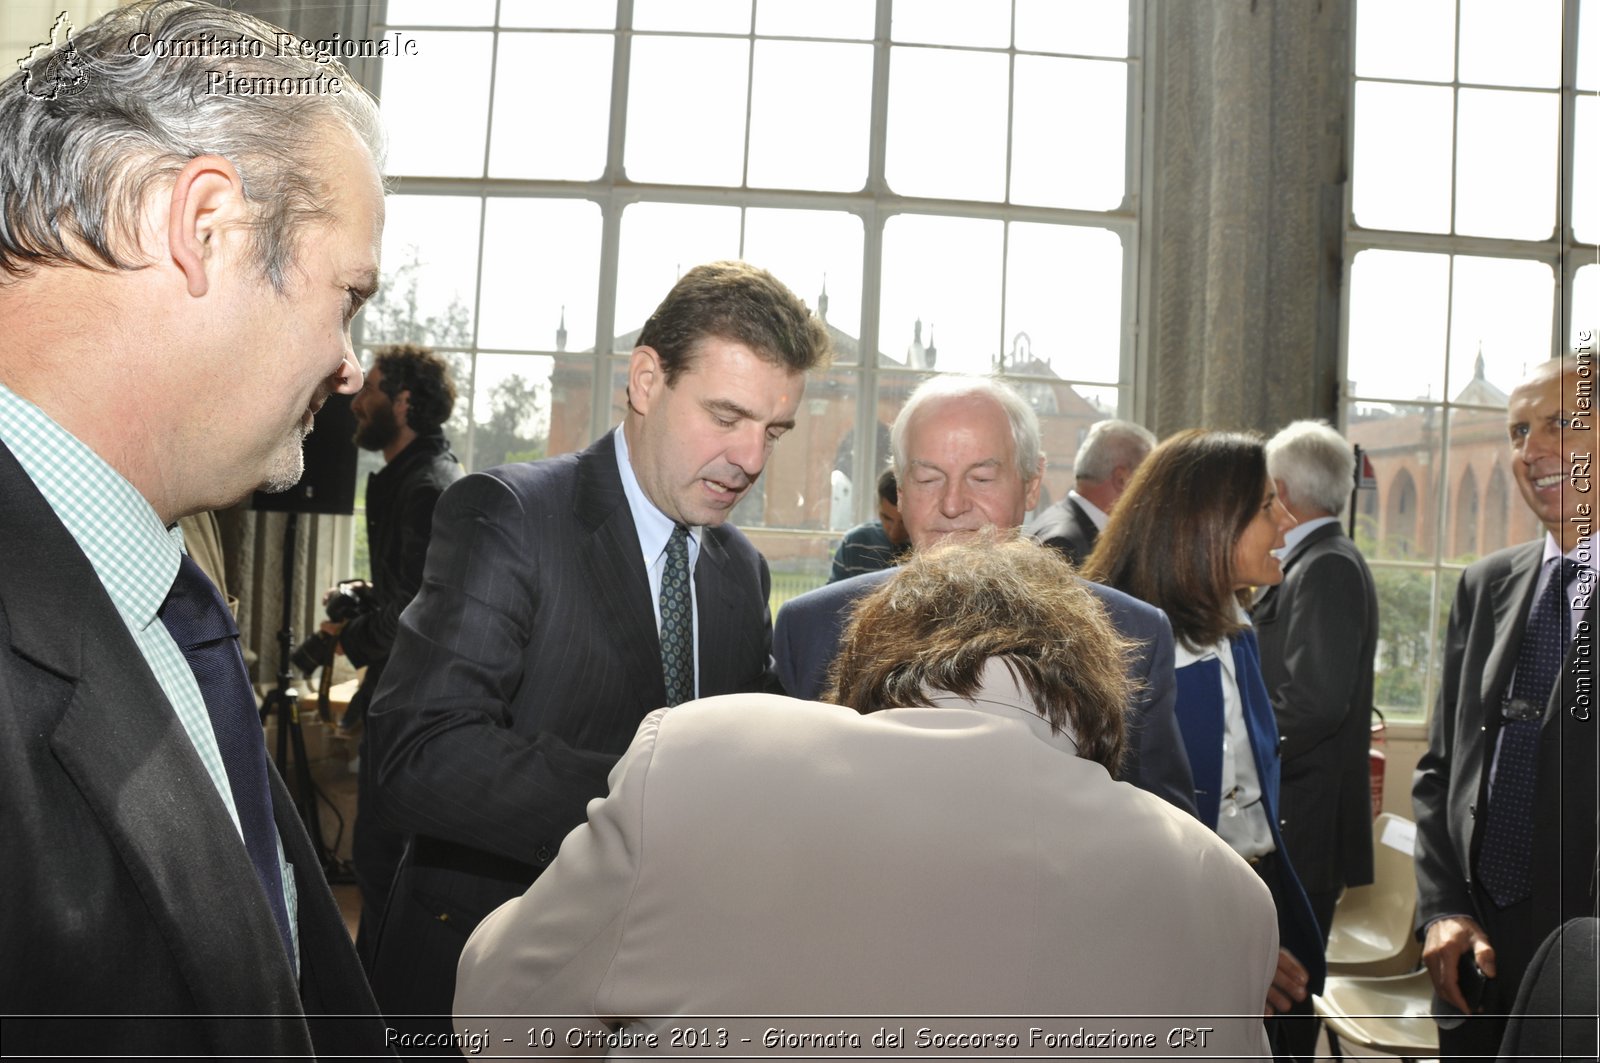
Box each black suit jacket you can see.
[773,567,1198,816]
[0,444,388,1057]
[1026,496,1099,567]
[366,430,775,1018]
[1413,539,1599,1012]
[1253,522,1379,896]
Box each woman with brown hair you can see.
[1082,429,1322,1061]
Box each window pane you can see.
[1348,250,1450,402]
[1003,223,1123,384]
[1353,0,1455,82]
[748,40,872,191]
[547,358,600,457]
[1574,265,1599,352]
[625,36,749,185]
[1010,56,1126,209]
[879,214,1003,372]
[387,0,495,26]
[499,0,616,29]
[885,47,1008,201]
[1352,82,1453,233]
[1348,402,1445,561]
[1448,257,1554,396]
[1445,408,1536,567]
[746,368,861,531]
[1458,0,1561,88]
[489,33,612,180]
[1576,95,1599,245]
[752,530,839,612]
[1581,0,1600,91]
[742,209,865,359]
[478,199,604,353]
[1455,89,1558,239]
[381,32,494,177]
[466,353,553,470]
[755,0,874,39]
[615,203,742,349]
[1014,0,1129,58]
[365,196,482,347]
[891,0,1009,48]
[633,0,751,34]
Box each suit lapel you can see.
[573,432,668,705]
[694,530,736,694]
[0,447,304,1023]
[1480,545,1543,711]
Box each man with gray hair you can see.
[774,375,1195,814]
[1027,418,1157,566]
[0,2,387,1055]
[1253,419,1379,1059]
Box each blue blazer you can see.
[1174,629,1326,991]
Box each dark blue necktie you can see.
[660,525,695,706]
[159,553,294,962]
[1479,556,1574,908]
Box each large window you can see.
[354,0,1143,602]
[1343,0,1596,721]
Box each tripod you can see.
[259,510,340,876]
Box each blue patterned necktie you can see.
[158,553,294,962]
[1478,555,1574,908]
[660,524,695,706]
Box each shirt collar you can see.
[1542,530,1597,573]
[0,382,181,630]
[1068,489,1110,531]
[921,658,1080,757]
[613,425,699,565]
[1278,514,1339,556]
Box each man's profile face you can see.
[627,336,804,527]
[897,393,1042,551]
[219,132,382,495]
[1507,365,1588,550]
[878,495,909,546]
[352,364,402,452]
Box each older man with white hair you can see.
[1027,418,1157,566]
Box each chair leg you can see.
[1325,1027,1342,1060]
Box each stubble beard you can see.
[258,420,312,494]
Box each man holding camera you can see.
[322,344,462,969]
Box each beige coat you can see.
[455,673,1278,1060]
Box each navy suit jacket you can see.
[1173,630,1325,992]
[366,430,776,1017]
[774,567,1198,816]
[0,443,388,1058]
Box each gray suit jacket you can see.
[1026,495,1099,567]
[366,430,776,1017]
[0,443,387,1057]
[455,687,1276,1056]
[1413,539,1599,1013]
[773,568,1198,815]
[1253,521,1378,895]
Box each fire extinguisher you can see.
[1369,707,1387,820]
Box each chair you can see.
[1314,968,1439,1061]
[1324,812,1422,977]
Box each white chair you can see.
[1324,812,1422,977]
[1314,968,1439,1061]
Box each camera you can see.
[290,580,378,676]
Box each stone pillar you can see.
[1141,0,1351,436]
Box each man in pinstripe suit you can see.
[365,261,831,1040]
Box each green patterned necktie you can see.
[660,524,695,706]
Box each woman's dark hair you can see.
[1079,429,1269,649]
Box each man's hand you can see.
[1265,948,1309,1016]
[1423,916,1495,1014]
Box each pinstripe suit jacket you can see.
[365,430,776,1020]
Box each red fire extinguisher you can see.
[1369,707,1387,820]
